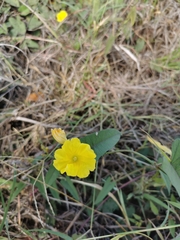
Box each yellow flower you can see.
[51,128,67,144]
[53,138,96,178]
[56,10,68,22]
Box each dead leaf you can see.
[26,92,43,102]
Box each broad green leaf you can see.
[160,157,180,198]
[9,16,26,36]
[80,129,121,160]
[21,39,39,49]
[39,5,51,19]
[95,177,116,205]
[27,16,42,31]
[60,176,79,201]
[171,138,180,176]
[18,5,31,16]
[5,0,19,7]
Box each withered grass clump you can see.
[1,0,180,238]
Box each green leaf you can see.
[0,7,11,14]
[158,157,171,194]
[84,112,101,123]
[171,138,180,176]
[9,16,26,36]
[72,234,86,240]
[143,193,175,214]
[80,129,121,160]
[95,177,116,205]
[27,16,42,31]
[169,218,176,237]
[135,38,145,53]
[49,181,59,199]
[172,235,180,240]
[101,198,119,213]
[60,176,79,201]
[27,0,39,5]
[150,201,159,215]
[29,228,72,240]
[123,22,132,39]
[11,182,26,202]
[150,62,163,73]
[0,177,26,202]
[166,200,180,210]
[31,174,46,197]
[160,157,180,198]
[104,35,115,55]
[0,23,8,35]
[0,178,13,190]
[18,5,31,16]
[127,6,137,26]
[45,165,60,199]
[39,5,51,19]
[159,168,171,194]
[20,39,39,49]
[45,165,59,186]
[5,0,19,7]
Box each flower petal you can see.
[53,137,96,178]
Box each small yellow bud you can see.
[51,128,67,144]
[56,10,68,22]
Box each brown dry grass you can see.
[1,0,180,239]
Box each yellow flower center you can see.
[72,156,78,162]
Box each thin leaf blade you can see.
[171,138,180,176]
[95,177,116,205]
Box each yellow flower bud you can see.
[51,128,67,144]
[56,10,68,22]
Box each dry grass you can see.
[1,0,180,239]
